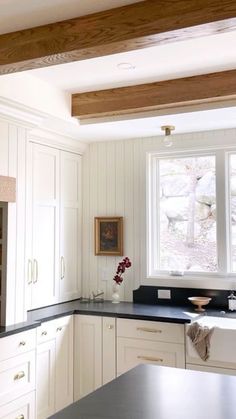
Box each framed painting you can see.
[94,217,123,256]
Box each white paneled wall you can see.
[0,118,27,323]
[82,137,151,301]
[82,128,236,300]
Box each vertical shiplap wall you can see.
[82,128,236,300]
[0,118,27,324]
[82,137,148,301]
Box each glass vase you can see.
[112,283,120,304]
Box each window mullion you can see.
[215,150,228,274]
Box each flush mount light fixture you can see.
[161,125,175,147]
[117,62,136,70]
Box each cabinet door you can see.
[74,315,102,401]
[36,339,56,419]
[0,391,35,419]
[55,316,74,412]
[59,151,81,301]
[117,337,185,375]
[103,317,116,384]
[27,143,60,309]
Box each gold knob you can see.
[41,331,47,336]
[16,415,24,419]
[19,341,26,346]
[14,371,25,381]
[108,325,114,330]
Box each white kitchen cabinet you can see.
[0,328,36,419]
[36,339,56,419]
[59,151,82,301]
[54,316,74,412]
[26,142,82,310]
[26,143,60,310]
[74,315,102,401]
[0,391,35,419]
[102,317,116,385]
[117,318,185,375]
[36,315,73,419]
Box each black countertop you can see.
[0,298,236,338]
[49,364,236,419]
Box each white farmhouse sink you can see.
[196,315,236,330]
[186,316,236,366]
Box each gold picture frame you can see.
[95,217,123,256]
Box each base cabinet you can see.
[74,315,102,401]
[74,315,117,401]
[117,318,185,375]
[36,340,56,419]
[36,316,73,419]
[0,391,35,419]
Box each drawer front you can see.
[0,391,35,419]
[117,337,185,375]
[117,318,184,344]
[0,330,36,362]
[0,351,36,407]
[37,321,56,344]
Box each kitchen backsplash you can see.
[133,286,229,309]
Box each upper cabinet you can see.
[0,120,27,325]
[60,151,82,302]
[26,142,82,310]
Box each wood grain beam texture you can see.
[1,0,236,74]
[72,70,236,119]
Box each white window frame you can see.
[147,146,236,281]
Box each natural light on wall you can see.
[148,148,236,279]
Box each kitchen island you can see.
[50,364,236,419]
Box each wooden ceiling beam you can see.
[1,0,236,74]
[71,70,236,119]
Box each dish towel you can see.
[187,322,215,361]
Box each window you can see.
[148,149,235,278]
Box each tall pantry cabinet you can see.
[26,141,82,310]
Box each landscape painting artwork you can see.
[95,217,123,255]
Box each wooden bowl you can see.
[188,296,211,312]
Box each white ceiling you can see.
[0,0,140,35]
[2,1,236,142]
[28,31,236,93]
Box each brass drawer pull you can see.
[108,325,114,330]
[137,355,163,363]
[56,327,62,332]
[41,331,48,336]
[19,341,26,346]
[16,415,24,419]
[137,327,162,333]
[14,371,25,381]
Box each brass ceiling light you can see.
[161,125,175,147]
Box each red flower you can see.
[113,257,131,285]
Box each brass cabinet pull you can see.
[137,327,162,333]
[27,259,33,284]
[56,327,62,332]
[41,331,47,336]
[60,256,65,280]
[33,259,38,283]
[14,371,25,381]
[19,341,26,346]
[15,415,24,419]
[108,325,114,330]
[137,355,163,363]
